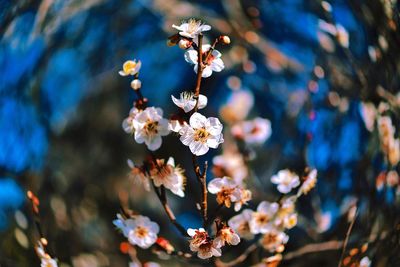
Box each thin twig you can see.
[338,207,358,267]
[215,243,258,267]
[151,181,188,237]
[193,33,204,112]
[283,240,344,261]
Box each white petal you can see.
[230,234,240,245]
[211,58,225,72]
[189,141,209,156]
[167,157,175,167]
[189,112,207,129]
[119,70,128,76]
[206,117,223,135]
[171,95,184,109]
[187,228,196,237]
[207,178,223,193]
[202,66,213,78]
[197,94,208,109]
[199,24,211,32]
[212,49,222,58]
[158,119,170,136]
[146,136,162,151]
[184,49,198,64]
[206,135,222,149]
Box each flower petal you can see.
[189,112,207,129]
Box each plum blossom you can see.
[113,215,159,249]
[234,188,252,212]
[208,176,242,208]
[220,90,254,124]
[187,228,221,259]
[133,107,170,151]
[359,256,371,267]
[228,209,254,240]
[179,112,224,156]
[127,159,151,191]
[276,197,298,229]
[212,151,248,184]
[122,107,140,134]
[36,242,58,267]
[297,169,318,197]
[184,44,225,78]
[271,169,300,194]
[150,157,186,197]
[260,229,289,253]
[119,60,142,76]
[214,226,241,247]
[250,201,279,234]
[41,258,58,267]
[171,92,207,113]
[231,117,272,145]
[129,262,160,267]
[172,19,211,39]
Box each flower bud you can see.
[130,79,142,90]
[178,39,192,49]
[220,35,231,45]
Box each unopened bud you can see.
[130,79,142,90]
[220,35,231,45]
[167,34,180,47]
[178,39,192,49]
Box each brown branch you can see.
[338,207,358,267]
[151,182,188,237]
[193,33,204,112]
[283,240,344,261]
[215,243,258,267]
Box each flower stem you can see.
[151,182,189,237]
[193,33,204,112]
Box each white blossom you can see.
[179,112,224,156]
[234,189,252,212]
[187,228,221,259]
[249,201,279,234]
[171,92,207,113]
[360,256,371,267]
[127,159,151,192]
[36,242,58,267]
[208,176,242,208]
[184,45,224,78]
[231,117,272,145]
[214,226,241,247]
[213,152,248,184]
[122,107,140,134]
[172,19,211,39]
[297,169,317,197]
[41,258,58,267]
[150,157,186,197]
[133,107,170,151]
[119,60,142,76]
[271,169,300,194]
[228,209,254,240]
[260,229,289,253]
[113,214,159,249]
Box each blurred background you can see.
[1,0,400,266]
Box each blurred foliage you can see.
[0,0,400,266]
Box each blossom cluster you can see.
[114,18,319,266]
[228,168,317,254]
[187,223,240,259]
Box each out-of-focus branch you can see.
[283,240,344,261]
[215,243,258,267]
[152,182,188,237]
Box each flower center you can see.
[216,188,235,207]
[262,233,278,245]
[255,213,271,225]
[144,120,159,136]
[194,127,210,142]
[123,61,137,73]
[135,226,148,238]
[187,19,200,34]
